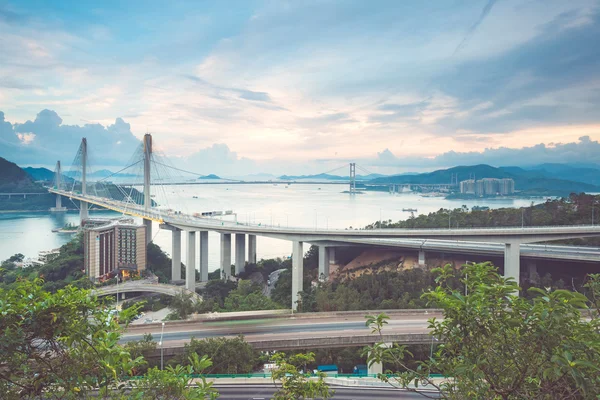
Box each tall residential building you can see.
[459,178,515,196]
[83,218,146,281]
[499,178,515,195]
[481,178,500,195]
[475,180,485,196]
[459,179,475,194]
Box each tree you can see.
[177,336,261,374]
[0,279,144,398]
[0,279,219,399]
[168,289,198,320]
[125,353,218,400]
[221,280,280,312]
[365,263,600,399]
[271,352,334,400]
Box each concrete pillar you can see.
[235,234,246,275]
[248,234,257,264]
[144,219,152,245]
[318,246,330,280]
[79,201,88,222]
[291,241,304,311]
[171,229,181,282]
[199,231,208,282]
[220,233,231,280]
[329,247,336,264]
[418,250,426,266]
[504,242,521,292]
[186,231,196,292]
[367,343,391,376]
[527,261,538,283]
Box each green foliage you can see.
[124,353,218,400]
[0,279,142,398]
[0,279,220,399]
[300,269,449,312]
[197,279,237,311]
[169,290,199,320]
[271,352,334,399]
[222,280,280,312]
[147,242,187,284]
[365,263,600,399]
[368,194,600,245]
[176,336,261,374]
[271,268,292,307]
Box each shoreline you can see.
[0,209,77,214]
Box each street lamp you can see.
[429,336,439,378]
[160,322,165,370]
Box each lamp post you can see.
[429,336,439,378]
[160,322,165,370]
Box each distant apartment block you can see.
[83,218,146,281]
[459,178,515,196]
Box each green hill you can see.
[0,158,43,192]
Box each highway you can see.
[342,238,600,262]
[213,384,440,399]
[48,188,600,244]
[122,314,435,348]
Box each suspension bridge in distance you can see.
[47,135,600,309]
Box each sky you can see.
[1,0,600,176]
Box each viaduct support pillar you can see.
[291,241,304,311]
[527,261,538,283]
[171,229,181,282]
[220,233,231,280]
[79,202,89,222]
[418,250,426,266]
[318,246,330,281]
[186,231,196,293]
[199,231,208,282]
[368,343,391,376]
[235,234,246,275]
[144,220,152,245]
[248,234,257,265]
[504,242,521,293]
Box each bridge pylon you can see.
[50,160,67,212]
[349,163,356,195]
[79,138,89,222]
[143,133,153,244]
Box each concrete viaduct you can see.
[48,135,600,310]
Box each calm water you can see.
[0,184,541,271]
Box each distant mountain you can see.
[198,174,221,180]
[238,173,278,181]
[279,173,348,181]
[23,167,55,182]
[369,164,600,195]
[525,163,600,186]
[278,173,387,181]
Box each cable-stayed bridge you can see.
[47,135,600,309]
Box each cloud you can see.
[364,136,600,169]
[0,110,140,166]
[452,0,498,56]
[182,143,257,176]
